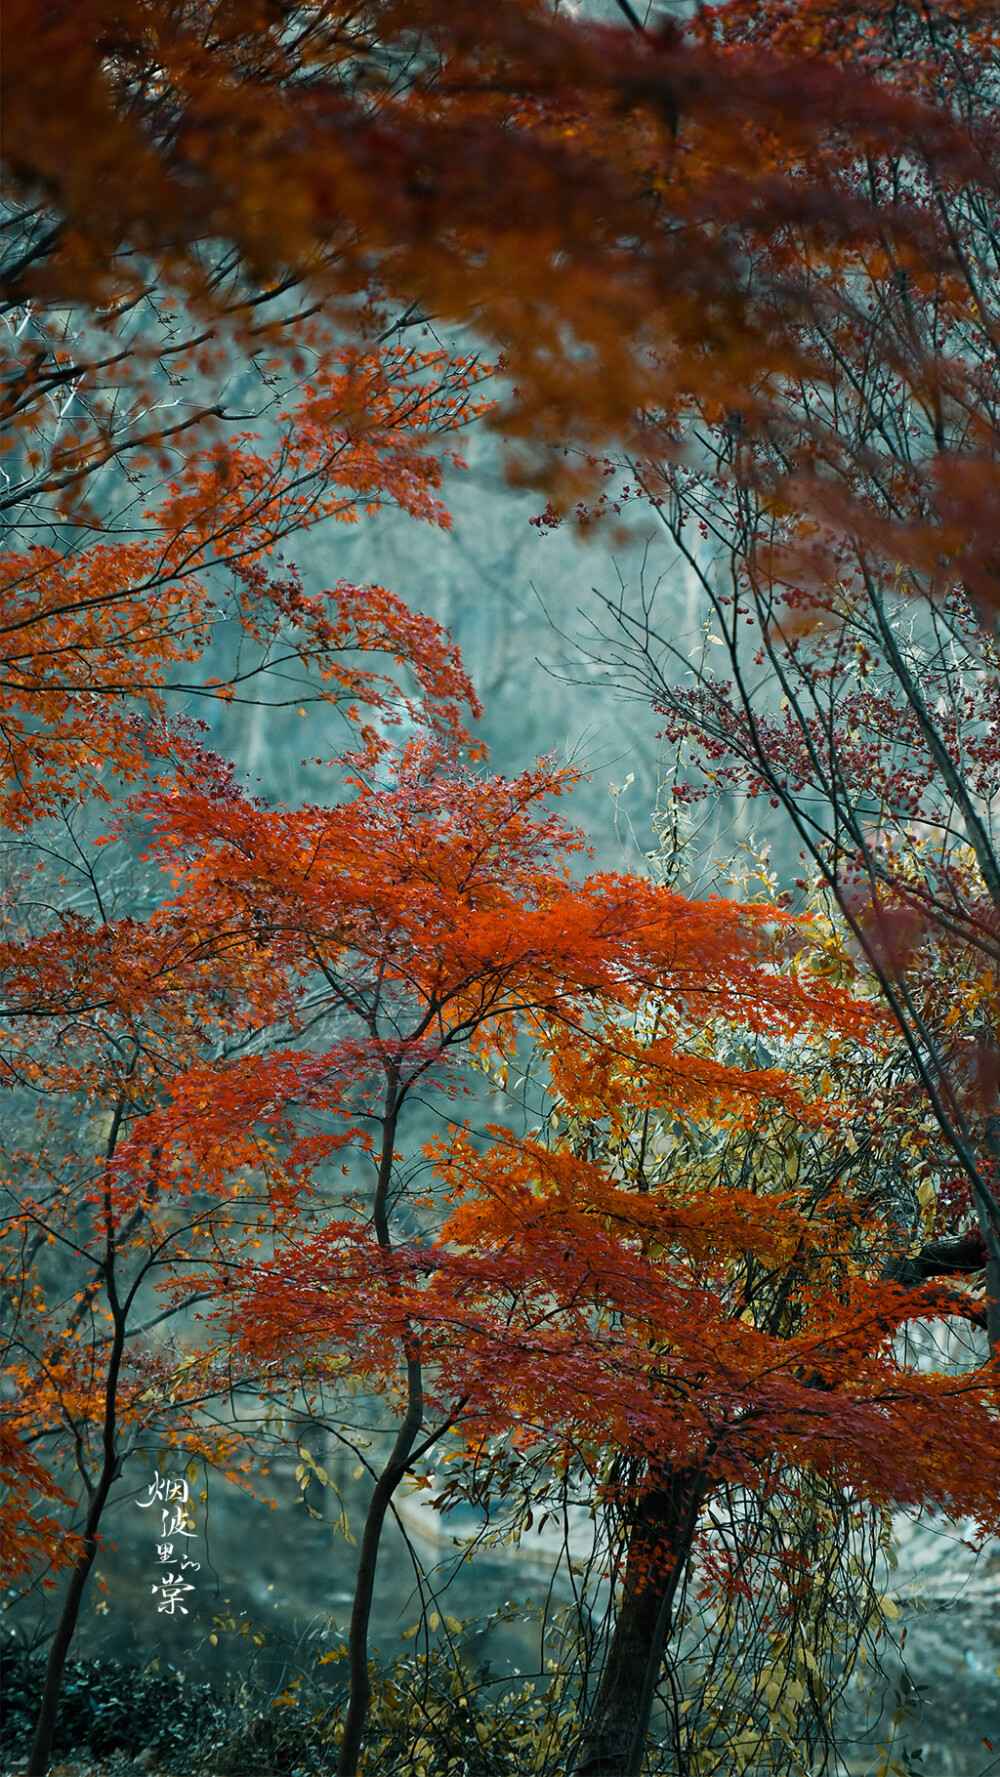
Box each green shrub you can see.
[0,1640,223,1766]
[0,1615,581,1776]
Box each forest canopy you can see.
[2,5,998,1776]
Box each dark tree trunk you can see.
[28,1187,132,1777]
[884,1219,996,1352]
[337,1075,425,1777]
[26,1484,113,1777]
[574,1466,704,1777]
[336,1352,423,1777]
[982,1229,1000,1359]
[980,1119,1000,1361]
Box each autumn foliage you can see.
[3,3,1000,1775]
[4,1,1000,536]
[6,681,998,1770]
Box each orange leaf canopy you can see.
[98,729,993,1535]
[5,0,1000,568]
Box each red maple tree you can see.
[226,840,998,1773]
[5,0,999,537]
[7,691,907,1775]
[4,6,1000,1774]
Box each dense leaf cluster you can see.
[0,1643,223,1767]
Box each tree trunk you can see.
[981,1119,1000,1362]
[26,1470,116,1776]
[337,1076,423,1777]
[29,1195,131,1777]
[982,1229,1000,1360]
[336,1351,423,1777]
[574,1466,703,1777]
